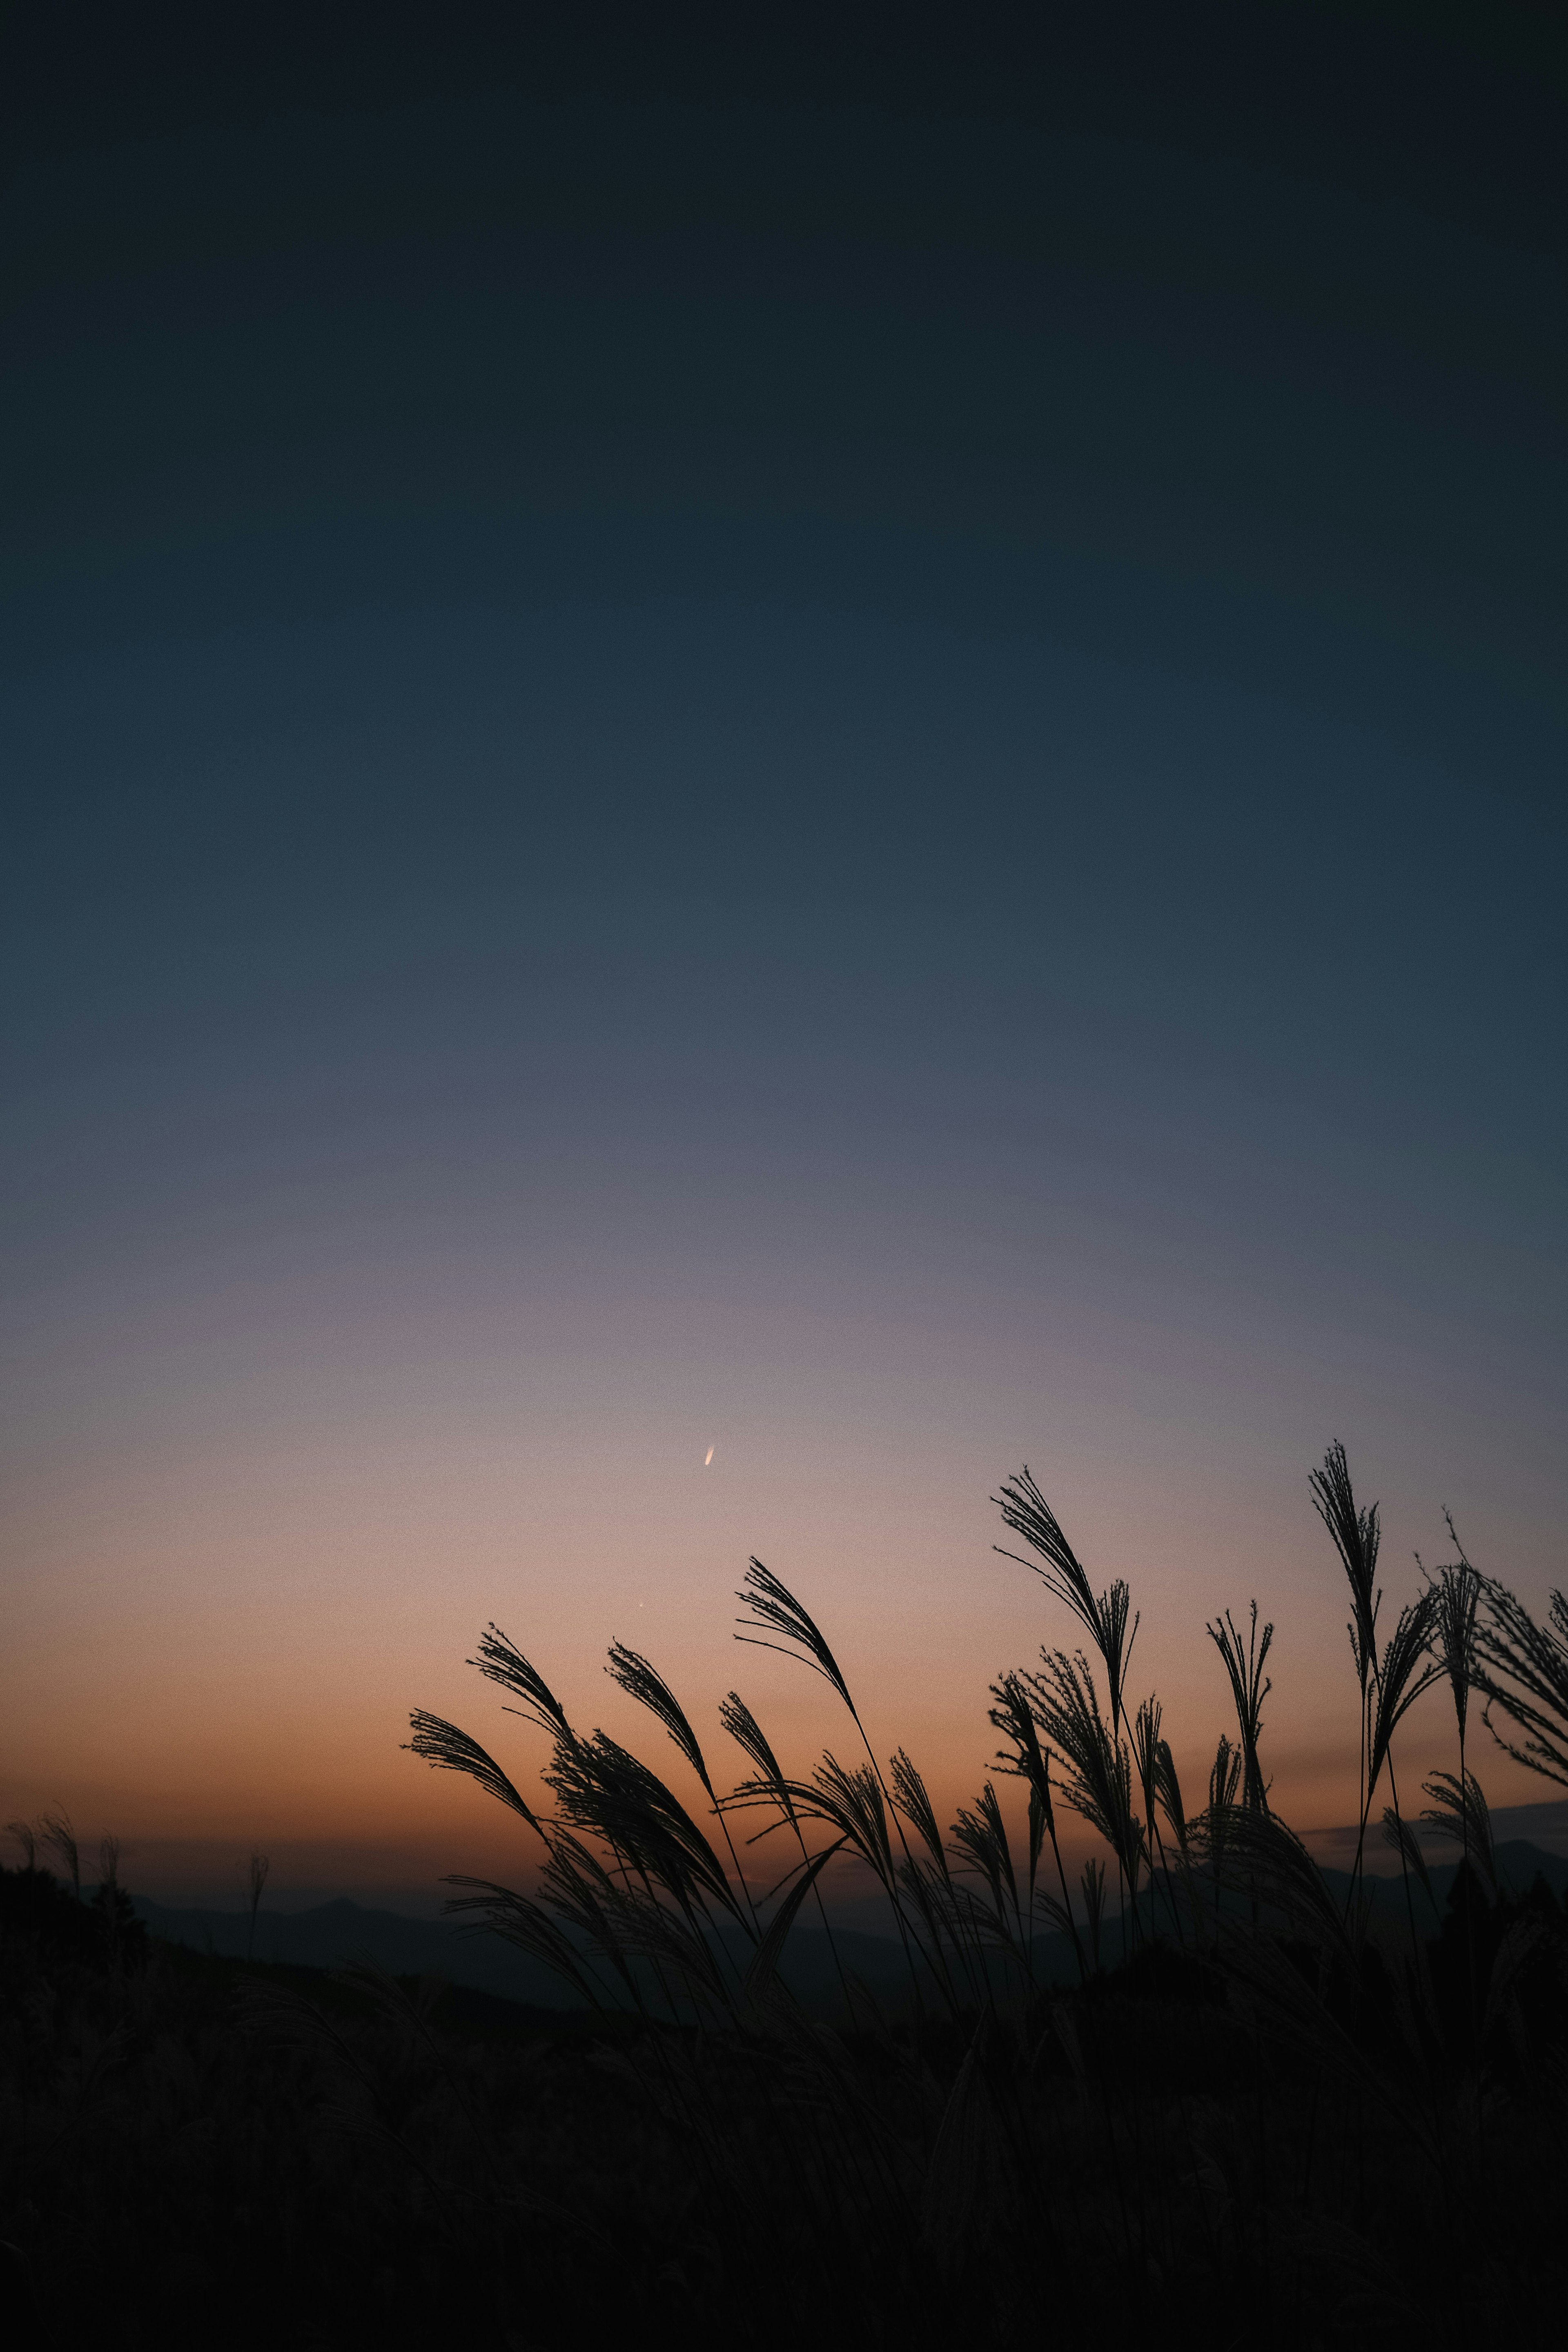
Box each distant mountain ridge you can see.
[135,1894,577,2007]
[134,1840,1568,2016]
[132,1893,920,2012]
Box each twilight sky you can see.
[4,18,1566,1905]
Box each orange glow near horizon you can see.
[5,1385,1555,1907]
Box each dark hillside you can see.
[6,1855,1568,2351]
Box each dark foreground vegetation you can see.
[6,1445,1568,2349]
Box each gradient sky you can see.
[4,29,1566,1905]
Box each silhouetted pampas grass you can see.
[7,1447,1568,2351]
[388,1443,1568,2347]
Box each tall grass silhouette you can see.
[6,1442,1568,2349]
[394,1442,1568,2342]
[410,1445,1556,2006]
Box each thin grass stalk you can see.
[1079,1857,1107,1974]
[246,1850,269,1964]
[735,1559,938,2006]
[1024,1782,1043,1983]
[1207,1737,1241,1936]
[5,1818,39,1870]
[1206,1601,1274,1815]
[1131,1697,1186,1949]
[39,1812,80,1901]
[608,1644,763,1940]
[1022,1649,1145,1924]
[889,1750,980,2007]
[947,1780,1030,1999]
[991,1673,1087,1982]
[1344,1590,1443,1974]
[992,1467,1141,1737]
[1309,1443,1382,1918]
[1042,1801,1087,1985]
[993,1470,1149,1948]
[1425,1538,1482,2046]
[734,1753,937,2018]
[1153,1738,1207,1949]
[1382,1749,1425,1979]
[720,1690,858,2024]
[1213,1608,1278,1938]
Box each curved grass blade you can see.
[734,1559,857,1715]
[1475,1581,1568,1791]
[470,1625,576,1743]
[608,1642,715,1795]
[405,1711,545,1832]
[744,1836,846,2000]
